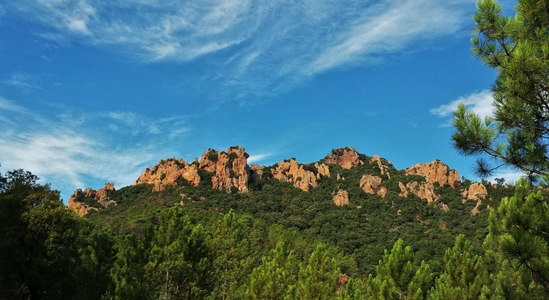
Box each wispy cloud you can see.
[430,89,495,125]
[2,73,41,90]
[0,95,192,200]
[248,153,272,164]
[10,0,471,100]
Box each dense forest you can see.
[1,145,546,299]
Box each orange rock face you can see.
[370,155,392,178]
[324,147,364,169]
[271,159,318,192]
[314,162,331,178]
[135,158,200,192]
[399,181,440,203]
[462,182,488,202]
[405,160,461,187]
[359,174,387,198]
[199,146,250,193]
[68,183,117,216]
[332,189,349,206]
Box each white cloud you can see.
[486,170,526,185]
[10,0,472,100]
[247,153,272,164]
[431,89,495,120]
[2,73,41,90]
[0,95,192,200]
[305,0,464,75]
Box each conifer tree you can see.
[483,178,549,298]
[297,243,340,300]
[246,242,297,300]
[429,234,490,299]
[452,0,549,179]
[367,239,432,300]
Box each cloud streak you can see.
[0,95,191,201]
[431,90,495,121]
[9,0,471,100]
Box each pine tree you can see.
[452,0,549,179]
[367,239,432,300]
[429,234,490,299]
[483,178,549,298]
[297,243,340,300]
[246,242,297,300]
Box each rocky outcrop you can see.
[370,155,392,178]
[250,164,264,181]
[324,147,364,169]
[399,181,440,203]
[199,146,250,193]
[271,159,317,192]
[359,174,387,198]
[405,160,460,187]
[135,158,200,192]
[315,162,331,178]
[68,183,117,217]
[332,189,349,206]
[462,182,488,202]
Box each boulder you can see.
[405,160,460,187]
[324,147,364,169]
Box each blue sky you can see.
[0,0,520,202]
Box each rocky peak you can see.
[68,183,117,217]
[405,160,461,187]
[199,146,250,193]
[324,147,364,169]
[135,158,200,192]
[271,159,318,192]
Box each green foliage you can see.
[484,178,549,298]
[429,234,490,300]
[453,0,549,178]
[367,239,432,300]
[297,244,340,300]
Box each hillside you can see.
[69,146,514,276]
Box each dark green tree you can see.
[452,0,549,179]
[0,169,83,299]
[296,243,340,300]
[484,178,549,298]
[367,239,432,300]
[246,242,297,300]
[429,234,490,299]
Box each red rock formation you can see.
[332,189,349,206]
[68,183,117,217]
[271,159,318,192]
[405,160,461,187]
[315,162,331,178]
[370,155,392,178]
[359,174,387,198]
[199,146,250,193]
[462,182,488,202]
[399,181,440,203]
[324,147,364,169]
[135,158,200,192]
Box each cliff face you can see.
[324,147,364,169]
[135,158,200,192]
[199,146,250,193]
[68,183,117,217]
[405,160,461,187]
[399,181,439,204]
[271,159,318,192]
